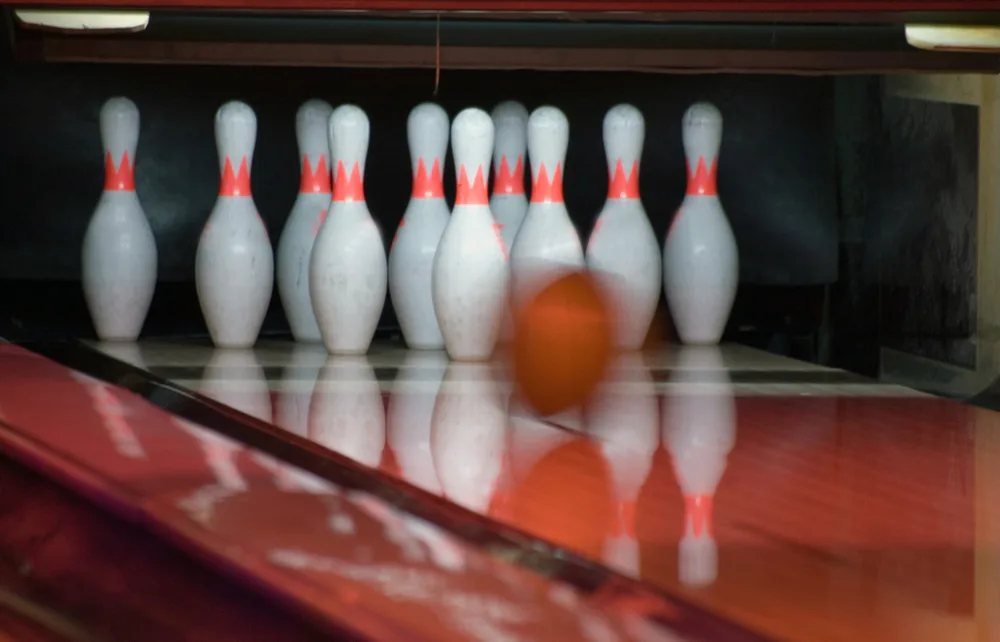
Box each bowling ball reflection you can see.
[511,270,614,416]
[508,437,615,560]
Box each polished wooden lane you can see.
[82,338,982,642]
[0,340,759,642]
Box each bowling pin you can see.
[490,101,529,250]
[663,346,735,587]
[432,108,510,361]
[310,105,387,355]
[82,97,157,342]
[388,103,450,350]
[586,104,662,350]
[663,102,739,346]
[196,101,274,349]
[277,99,333,343]
[509,106,584,311]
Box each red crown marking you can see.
[411,158,444,199]
[685,156,718,196]
[299,155,331,194]
[219,156,251,197]
[530,163,563,204]
[684,494,713,538]
[455,165,488,206]
[492,155,525,196]
[608,158,640,200]
[333,160,365,203]
[311,208,328,236]
[104,150,135,192]
[493,223,508,261]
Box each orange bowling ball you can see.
[511,270,614,416]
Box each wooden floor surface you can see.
[80,338,989,642]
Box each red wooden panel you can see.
[7,0,1000,12]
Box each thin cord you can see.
[434,13,441,97]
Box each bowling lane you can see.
[89,339,984,642]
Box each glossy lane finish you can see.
[102,339,990,642]
[0,341,738,642]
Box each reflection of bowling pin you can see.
[309,356,385,468]
[586,104,662,350]
[508,106,584,311]
[662,346,736,587]
[274,343,327,438]
[662,103,739,346]
[389,103,450,350]
[431,363,507,513]
[310,105,387,355]
[277,99,333,343]
[490,101,530,250]
[82,97,157,342]
[386,350,449,494]
[432,108,509,361]
[93,341,147,371]
[196,101,274,349]
[586,352,658,578]
[174,418,247,491]
[200,349,272,423]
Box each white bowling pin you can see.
[310,105,388,355]
[82,97,157,342]
[309,356,385,468]
[386,350,449,495]
[509,106,584,311]
[431,363,507,513]
[663,102,739,346]
[277,99,333,343]
[388,103,450,350]
[585,352,659,578]
[586,104,662,350]
[490,101,529,250]
[432,108,510,361]
[663,346,735,587]
[196,101,274,349]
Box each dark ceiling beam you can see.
[16,36,1000,73]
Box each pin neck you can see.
[411,158,444,199]
[492,155,525,196]
[332,160,365,203]
[455,164,488,206]
[103,150,136,192]
[219,156,251,197]
[684,494,713,538]
[607,158,639,200]
[685,156,718,197]
[530,162,564,204]
[299,154,331,194]
[612,499,637,537]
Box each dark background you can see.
[0,64,977,377]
